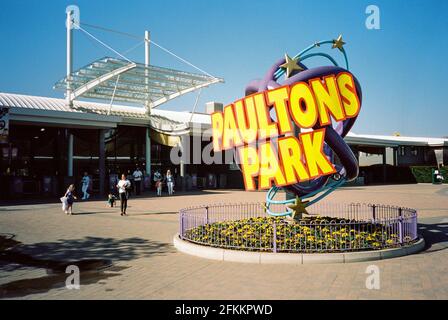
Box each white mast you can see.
[144,30,150,114]
[66,9,74,107]
[145,30,152,177]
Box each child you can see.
[107,194,116,207]
[156,180,162,196]
[64,184,77,215]
[154,170,163,196]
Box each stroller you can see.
[107,193,117,207]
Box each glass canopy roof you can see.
[54,57,223,108]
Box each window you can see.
[410,146,419,156]
[398,146,406,156]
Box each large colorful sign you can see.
[211,35,362,216]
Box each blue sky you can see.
[1,0,447,137]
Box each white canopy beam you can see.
[149,78,222,109]
[68,62,136,101]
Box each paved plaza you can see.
[0,184,447,300]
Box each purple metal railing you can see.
[179,202,418,253]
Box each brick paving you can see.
[0,184,447,300]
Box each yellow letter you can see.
[254,93,278,141]
[300,129,336,178]
[337,72,361,118]
[310,75,346,126]
[266,86,292,135]
[238,145,260,191]
[278,136,310,184]
[234,98,258,145]
[211,111,223,152]
[258,141,286,190]
[289,82,318,129]
[222,104,242,150]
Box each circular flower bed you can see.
[184,216,409,253]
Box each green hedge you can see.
[410,166,448,183]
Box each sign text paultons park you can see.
[211,72,361,191]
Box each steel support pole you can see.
[145,31,150,71]
[144,31,151,178]
[145,127,151,178]
[66,10,73,107]
[67,133,73,176]
[180,135,186,178]
[99,129,106,196]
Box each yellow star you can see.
[279,54,304,78]
[287,197,309,220]
[332,35,346,51]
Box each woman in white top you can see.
[116,174,131,216]
[166,170,174,196]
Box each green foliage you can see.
[410,166,448,183]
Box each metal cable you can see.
[80,22,219,79]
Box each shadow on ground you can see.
[2,235,173,265]
[0,263,128,299]
[0,189,238,207]
[71,211,114,215]
[131,211,178,216]
[418,221,448,253]
[0,234,173,299]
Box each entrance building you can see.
[0,93,236,199]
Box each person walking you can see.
[117,174,131,216]
[154,170,162,196]
[132,167,143,196]
[81,172,90,200]
[166,170,174,196]
[64,184,77,215]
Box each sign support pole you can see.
[145,30,152,178]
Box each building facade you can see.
[0,93,234,199]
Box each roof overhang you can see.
[345,136,401,147]
[9,107,120,129]
[345,133,448,148]
[0,92,192,134]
